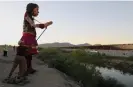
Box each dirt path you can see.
[0,47,80,87]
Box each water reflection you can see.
[97,67,133,87]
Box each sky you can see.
[0,1,133,45]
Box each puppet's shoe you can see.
[28,68,37,74]
[2,78,10,83]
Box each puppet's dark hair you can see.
[26,3,39,20]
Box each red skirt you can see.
[18,32,38,55]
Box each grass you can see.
[37,48,125,87]
[67,49,133,75]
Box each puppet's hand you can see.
[44,21,53,28]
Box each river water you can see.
[97,67,133,87]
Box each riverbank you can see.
[37,48,126,87]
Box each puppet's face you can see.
[33,7,39,17]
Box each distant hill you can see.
[76,43,91,46]
[39,42,75,48]
[38,42,91,48]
